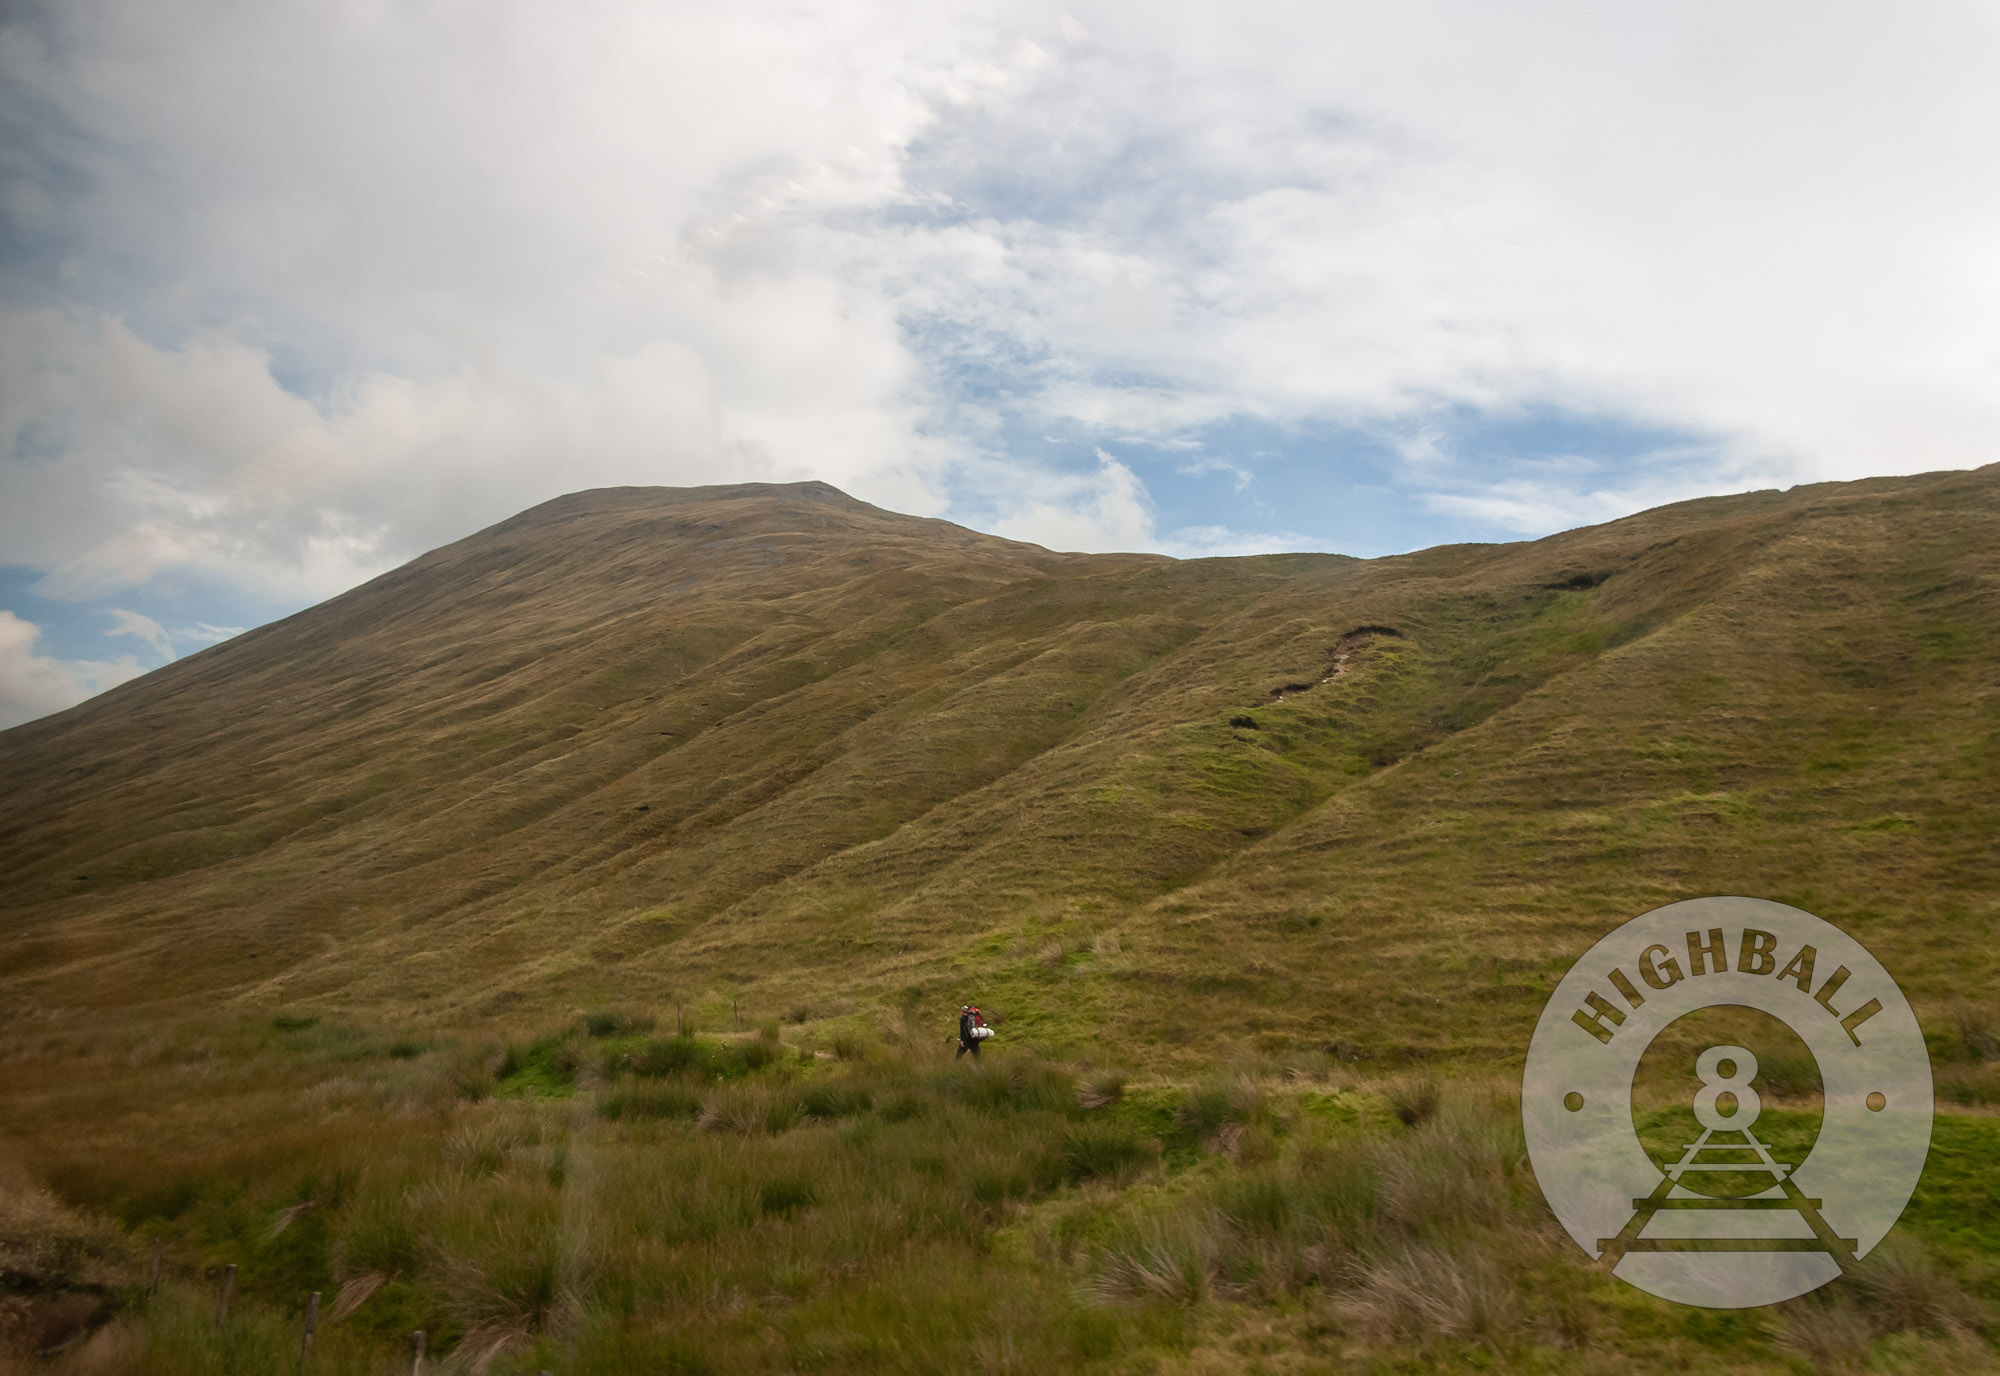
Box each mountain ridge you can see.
[2,465,1996,1071]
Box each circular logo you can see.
[1522,897,1932,1308]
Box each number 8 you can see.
[1692,1043,1761,1131]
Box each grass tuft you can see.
[0,1183,134,1292]
[1337,1244,1521,1344]
[583,1008,657,1039]
[1388,1075,1441,1128]
[1077,1070,1126,1111]
[1173,1075,1266,1142]
[1053,1121,1159,1185]
[1849,1237,1992,1335]
[598,1082,705,1122]
[757,1178,817,1217]
[1951,998,2000,1063]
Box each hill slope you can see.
[2,468,1996,1065]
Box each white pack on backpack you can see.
[971,1025,994,1039]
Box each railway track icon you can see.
[1523,898,1931,1309]
[1596,1046,1856,1272]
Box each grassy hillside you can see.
[3,469,1998,1372]
[3,470,1995,1057]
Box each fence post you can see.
[217,1263,236,1326]
[298,1291,319,1370]
[147,1239,163,1294]
[408,1329,425,1375]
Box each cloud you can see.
[106,608,172,659]
[5,0,2000,650]
[1156,525,1314,559]
[1177,458,1254,491]
[2,0,991,601]
[1421,484,1639,538]
[177,622,247,646]
[874,2,2000,486]
[983,448,1303,555]
[1416,453,1759,538]
[2,300,959,607]
[0,611,146,729]
[988,450,1156,552]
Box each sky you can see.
[4,1,1999,728]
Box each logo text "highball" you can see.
[1572,927,1881,1046]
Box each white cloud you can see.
[1422,485,1639,538]
[1157,525,1315,559]
[1177,458,1254,491]
[871,2,2000,485]
[984,449,1302,555]
[0,306,886,604]
[0,611,147,729]
[988,450,1156,552]
[105,607,172,659]
[1417,456,1756,538]
[178,622,247,646]
[2,0,1004,600]
[5,0,2000,632]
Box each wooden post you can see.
[676,1002,684,1036]
[298,1291,319,1370]
[217,1264,237,1325]
[147,1239,163,1294]
[408,1329,425,1375]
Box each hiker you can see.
[956,1004,987,1059]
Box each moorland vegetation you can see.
[4,1013,1997,1373]
[4,468,1999,1370]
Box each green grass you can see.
[1902,1114,2000,1260]
[7,1021,1994,1372]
